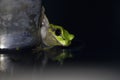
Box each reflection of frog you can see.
[0,48,73,72]
[0,47,72,71]
[53,49,72,64]
[36,47,73,65]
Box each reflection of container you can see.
[0,54,8,71]
[0,0,42,49]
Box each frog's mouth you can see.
[50,34,73,47]
[55,38,71,46]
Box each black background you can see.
[43,0,119,57]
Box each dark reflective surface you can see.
[0,46,120,80]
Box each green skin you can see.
[44,24,75,47]
[34,23,74,52]
[39,7,74,48]
[34,7,74,51]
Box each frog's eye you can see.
[55,28,61,36]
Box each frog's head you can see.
[43,24,74,47]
